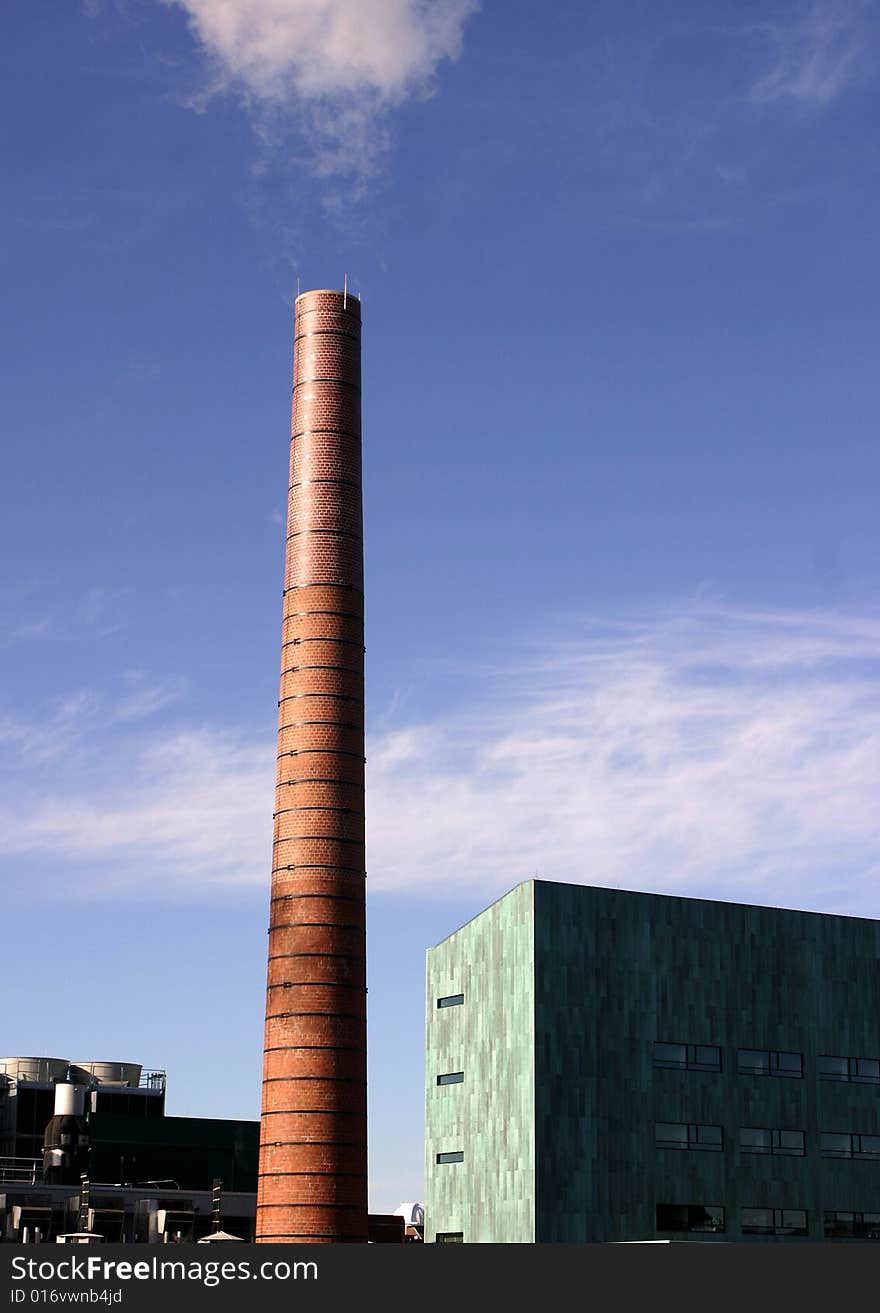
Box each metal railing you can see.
[0,1156,43,1185]
[138,1070,166,1090]
[0,1062,166,1091]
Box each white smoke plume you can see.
[165,0,477,173]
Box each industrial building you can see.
[0,1056,418,1244]
[0,1057,258,1242]
[425,881,880,1243]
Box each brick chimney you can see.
[256,289,367,1243]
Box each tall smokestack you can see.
[256,289,367,1243]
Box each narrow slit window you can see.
[437,1072,464,1086]
[437,994,464,1009]
[436,1151,464,1164]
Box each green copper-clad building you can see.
[425,881,880,1243]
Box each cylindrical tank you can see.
[256,289,368,1244]
[72,1062,142,1087]
[0,1057,70,1084]
[43,1083,89,1185]
[53,1085,87,1117]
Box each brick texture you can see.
[256,289,368,1244]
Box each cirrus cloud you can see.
[2,601,879,916]
[750,0,878,108]
[367,603,880,914]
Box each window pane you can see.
[656,1204,688,1232]
[437,994,464,1008]
[655,1122,688,1148]
[742,1208,773,1234]
[693,1045,721,1070]
[820,1133,852,1158]
[654,1043,686,1068]
[780,1210,807,1235]
[695,1124,722,1150]
[856,1135,880,1158]
[740,1127,771,1153]
[689,1205,725,1233]
[436,1151,464,1164]
[436,1232,463,1243]
[738,1049,769,1074]
[437,1072,464,1085]
[774,1051,803,1077]
[854,1058,880,1083]
[777,1130,805,1155]
[817,1055,849,1081]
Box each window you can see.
[820,1132,880,1160]
[655,1122,723,1152]
[824,1211,880,1240]
[656,1204,725,1234]
[737,1049,802,1078]
[437,1072,464,1086]
[436,1151,464,1164]
[741,1208,807,1236]
[740,1127,805,1157]
[437,994,464,1009]
[436,1232,464,1243]
[818,1055,880,1084]
[653,1042,721,1072]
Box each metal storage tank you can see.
[0,1057,70,1083]
[72,1062,142,1087]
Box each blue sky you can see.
[2,0,879,1208]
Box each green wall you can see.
[535,882,880,1241]
[424,882,535,1242]
[426,880,880,1242]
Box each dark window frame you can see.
[740,1126,805,1157]
[655,1121,723,1152]
[741,1207,808,1236]
[737,1048,803,1079]
[820,1131,880,1160]
[653,1041,722,1073]
[824,1211,880,1240]
[818,1055,880,1085]
[655,1203,726,1234]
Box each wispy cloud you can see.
[2,602,879,915]
[366,603,880,914]
[163,0,477,175]
[0,675,185,768]
[1,728,271,894]
[750,0,877,108]
[0,586,128,649]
